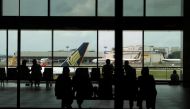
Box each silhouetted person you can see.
[31,59,42,87]
[169,70,179,85]
[17,60,31,85]
[73,68,93,109]
[99,59,114,99]
[0,68,6,86]
[43,68,53,88]
[90,68,100,81]
[90,68,100,98]
[137,67,157,109]
[124,61,138,109]
[55,67,73,109]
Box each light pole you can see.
[149,46,153,66]
[66,46,69,56]
[104,46,107,58]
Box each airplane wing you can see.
[61,42,89,66]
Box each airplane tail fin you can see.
[61,42,89,66]
[135,51,142,60]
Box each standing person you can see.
[31,59,42,87]
[137,67,157,109]
[55,67,73,109]
[99,59,114,99]
[72,68,93,109]
[124,61,138,109]
[17,60,31,85]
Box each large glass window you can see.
[21,30,52,67]
[20,0,48,16]
[98,30,115,66]
[0,30,6,67]
[98,0,115,16]
[0,30,17,108]
[123,31,143,67]
[51,0,95,16]
[53,30,97,76]
[123,0,144,16]
[146,0,183,16]
[20,30,52,107]
[144,31,183,67]
[2,0,19,16]
[8,30,18,67]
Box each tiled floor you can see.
[0,83,190,109]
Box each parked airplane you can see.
[61,42,89,66]
[162,58,181,62]
[40,42,89,74]
[40,58,49,67]
[92,52,142,64]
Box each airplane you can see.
[40,58,49,67]
[40,42,89,75]
[161,58,181,67]
[162,58,181,63]
[92,52,142,64]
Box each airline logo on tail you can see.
[61,42,89,66]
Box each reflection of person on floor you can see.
[169,70,179,85]
[31,59,42,87]
[55,67,73,109]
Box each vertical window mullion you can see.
[97,30,98,68]
[142,30,144,67]
[17,29,21,108]
[48,0,50,16]
[0,0,2,16]
[52,29,54,72]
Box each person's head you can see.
[141,67,149,76]
[173,70,177,74]
[106,59,111,65]
[32,59,37,64]
[125,61,129,66]
[22,60,27,66]
[63,67,70,77]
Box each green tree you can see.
[168,51,180,59]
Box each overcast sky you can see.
[3,0,182,16]
[0,30,182,55]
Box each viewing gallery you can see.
[0,0,190,109]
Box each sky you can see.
[3,0,182,16]
[0,30,182,55]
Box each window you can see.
[20,0,48,16]
[0,30,6,67]
[123,0,144,16]
[98,30,115,66]
[8,30,18,67]
[123,31,143,67]
[3,0,19,16]
[98,0,115,16]
[146,0,183,16]
[51,0,95,16]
